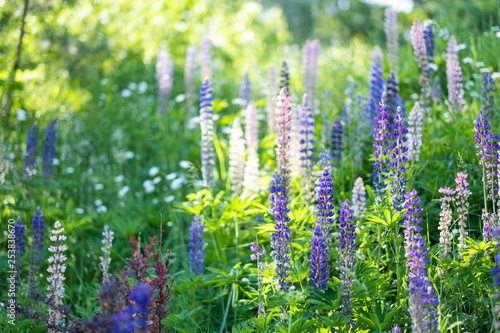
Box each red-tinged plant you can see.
[148,250,174,333]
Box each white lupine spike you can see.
[228,117,246,195]
[99,225,114,282]
[267,67,278,134]
[352,177,367,218]
[243,103,260,194]
[407,102,423,162]
[200,32,213,80]
[185,44,198,112]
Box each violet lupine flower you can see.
[483,209,493,242]
[24,124,38,180]
[372,92,391,206]
[189,214,205,277]
[267,67,279,134]
[270,87,292,293]
[302,39,320,107]
[446,36,465,115]
[352,177,367,218]
[251,243,266,316]
[432,77,442,102]
[28,207,45,298]
[298,94,315,181]
[331,117,342,167]
[369,46,384,129]
[280,61,290,91]
[239,72,252,108]
[407,102,423,162]
[243,102,260,194]
[453,172,471,248]
[113,282,152,332]
[391,325,401,333]
[100,225,114,282]
[47,221,68,329]
[403,190,439,332]
[411,19,431,111]
[437,187,455,259]
[339,199,356,323]
[423,22,435,65]
[14,217,26,279]
[185,44,198,111]
[200,32,213,80]
[389,106,408,211]
[228,117,246,196]
[199,79,215,188]
[315,150,335,241]
[386,72,399,117]
[384,8,399,75]
[483,72,495,119]
[42,118,57,184]
[309,219,329,292]
[156,46,174,114]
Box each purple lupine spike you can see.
[386,72,399,117]
[156,46,174,115]
[331,117,342,167]
[407,102,423,162]
[280,61,289,91]
[298,94,315,184]
[199,78,215,188]
[432,76,442,102]
[243,102,260,194]
[391,325,401,333]
[423,21,435,65]
[483,209,493,242]
[185,44,198,112]
[372,92,391,206]
[189,214,205,277]
[270,87,292,295]
[438,187,455,259]
[483,72,495,119]
[14,217,26,276]
[113,282,152,331]
[24,124,38,180]
[453,172,471,248]
[309,220,329,292]
[369,47,384,129]
[411,19,431,111]
[28,207,45,298]
[389,106,408,211]
[250,242,266,316]
[239,72,252,108]
[302,39,320,107]
[403,190,439,332]
[267,67,278,134]
[446,36,465,115]
[200,32,213,80]
[42,118,57,184]
[384,8,399,76]
[339,199,356,324]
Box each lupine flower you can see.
[28,207,45,298]
[270,87,292,294]
[391,325,401,333]
[372,92,391,206]
[482,209,493,242]
[310,219,329,292]
[298,94,315,200]
[100,225,114,281]
[403,190,439,332]
[339,199,356,324]
[185,44,198,111]
[200,32,213,80]
[438,187,455,259]
[47,221,68,331]
[267,67,279,134]
[369,46,384,128]
[411,19,431,111]
[432,76,442,102]
[423,21,435,65]
[24,124,37,180]
[453,172,471,248]
[42,118,57,184]
[446,36,465,115]
[290,102,302,177]
[156,46,174,114]
[189,214,205,277]
[315,151,335,240]
[352,177,367,218]
[384,8,399,75]
[250,243,266,316]
[483,72,495,119]
[113,282,152,332]
[389,106,408,211]
[228,117,246,195]
[386,72,399,117]
[407,102,423,162]
[302,39,320,107]
[199,79,215,188]
[239,72,252,108]
[14,217,26,288]
[243,102,260,194]
[280,61,290,91]
[331,116,342,167]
